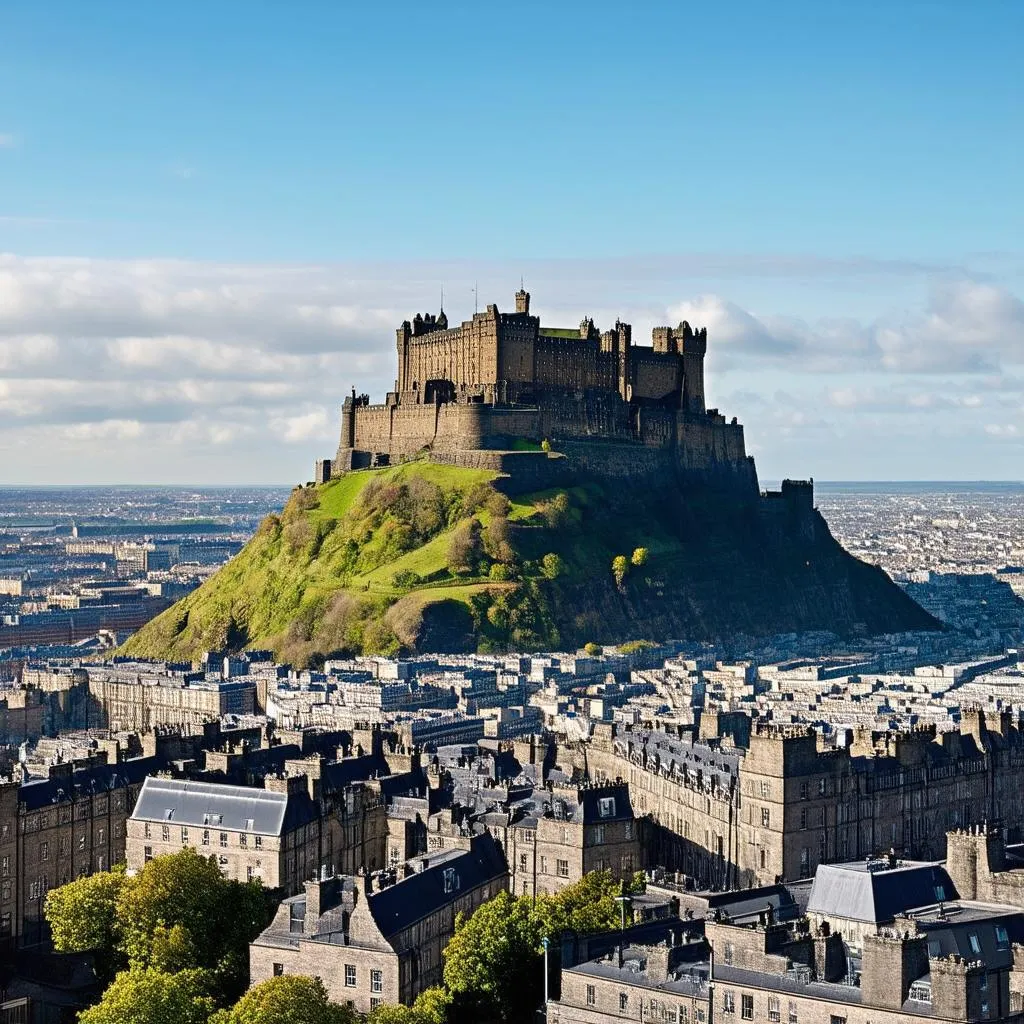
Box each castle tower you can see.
[515,288,530,314]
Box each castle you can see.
[317,290,762,495]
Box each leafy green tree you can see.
[413,985,453,1024]
[540,552,564,579]
[583,641,602,656]
[443,890,542,1023]
[114,848,271,1002]
[540,438,552,453]
[45,866,128,980]
[212,975,354,1024]
[631,546,649,567]
[79,968,215,1024]
[540,492,571,529]
[447,518,483,575]
[612,554,629,587]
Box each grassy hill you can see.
[121,457,939,665]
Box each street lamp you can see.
[541,936,550,1009]
[615,893,633,932]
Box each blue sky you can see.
[1,1,1022,483]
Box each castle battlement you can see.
[317,290,760,494]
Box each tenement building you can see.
[249,832,508,1013]
[0,748,158,949]
[585,709,1024,888]
[550,832,1024,1024]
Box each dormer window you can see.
[443,868,460,893]
[164,808,175,821]
[599,797,616,818]
[203,812,223,826]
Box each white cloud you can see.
[0,253,1021,483]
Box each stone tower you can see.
[515,288,530,314]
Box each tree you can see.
[115,847,271,1002]
[631,546,649,567]
[540,438,552,453]
[540,492,571,530]
[212,975,355,1024]
[540,552,564,579]
[79,968,216,1024]
[534,870,644,938]
[443,890,543,1023]
[45,867,128,980]
[583,641,602,656]
[612,554,629,588]
[447,518,483,575]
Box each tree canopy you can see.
[78,968,216,1024]
[443,871,644,1023]
[210,975,355,1024]
[45,847,272,1005]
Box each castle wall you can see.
[399,310,500,393]
[629,348,683,402]
[534,336,617,391]
[497,314,538,384]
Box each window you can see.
[520,854,527,872]
[586,985,596,1006]
[761,808,770,828]
[1,856,7,876]
[557,859,569,878]
[371,970,383,994]
[40,842,48,861]
[592,825,605,845]
[996,925,1010,949]
[741,994,753,1020]
[144,823,152,839]
[624,822,633,840]
[245,818,254,831]
[161,825,170,842]
[934,884,946,902]
[203,812,222,826]
[202,830,210,846]
[240,834,247,848]
[760,780,770,798]
[788,1001,798,1024]
[443,868,460,893]
[768,996,780,1022]
[344,965,356,987]
[619,992,629,1013]
[181,828,189,845]
[539,856,547,874]
[79,835,86,851]
[164,808,175,821]
[969,933,982,955]
[255,836,262,850]
[370,999,382,1011]
[272,963,284,977]
[1,881,10,901]
[980,974,988,992]
[723,942,734,965]
[829,1016,846,1024]
[220,832,228,848]
[760,849,768,869]
[981,1003,989,1017]
[599,797,616,818]
[723,992,735,1015]
[818,778,827,796]
[800,809,807,830]
[144,845,153,863]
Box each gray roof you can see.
[131,776,288,836]
[807,861,957,924]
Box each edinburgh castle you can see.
[317,289,759,495]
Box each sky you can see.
[0,0,1022,484]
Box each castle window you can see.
[371,970,383,994]
[144,846,153,863]
[345,965,356,987]
[220,832,228,848]
[557,859,569,878]
[768,996,781,1022]
[599,797,616,818]
[273,963,284,977]
[161,825,170,842]
[761,808,770,828]
[144,823,151,839]
[202,830,210,846]
[619,993,628,1013]
[741,995,753,1019]
[969,933,982,955]
[788,1001,798,1024]
[586,985,596,1006]
[996,925,1010,948]
[723,991,735,1015]
[934,884,946,902]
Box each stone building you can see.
[550,836,1024,1024]
[317,290,756,492]
[0,749,158,949]
[506,781,641,898]
[248,832,507,1013]
[126,753,401,894]
[585,710,1024,889]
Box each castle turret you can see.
[515,288,530,314]
[675,321,707,414]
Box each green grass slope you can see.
[121,457,939,666]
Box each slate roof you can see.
[807,861,958,924]
[19,755,159,811]
[131,776,290,836]
[365,832,508,940]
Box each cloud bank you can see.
[0,254,1021,483]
